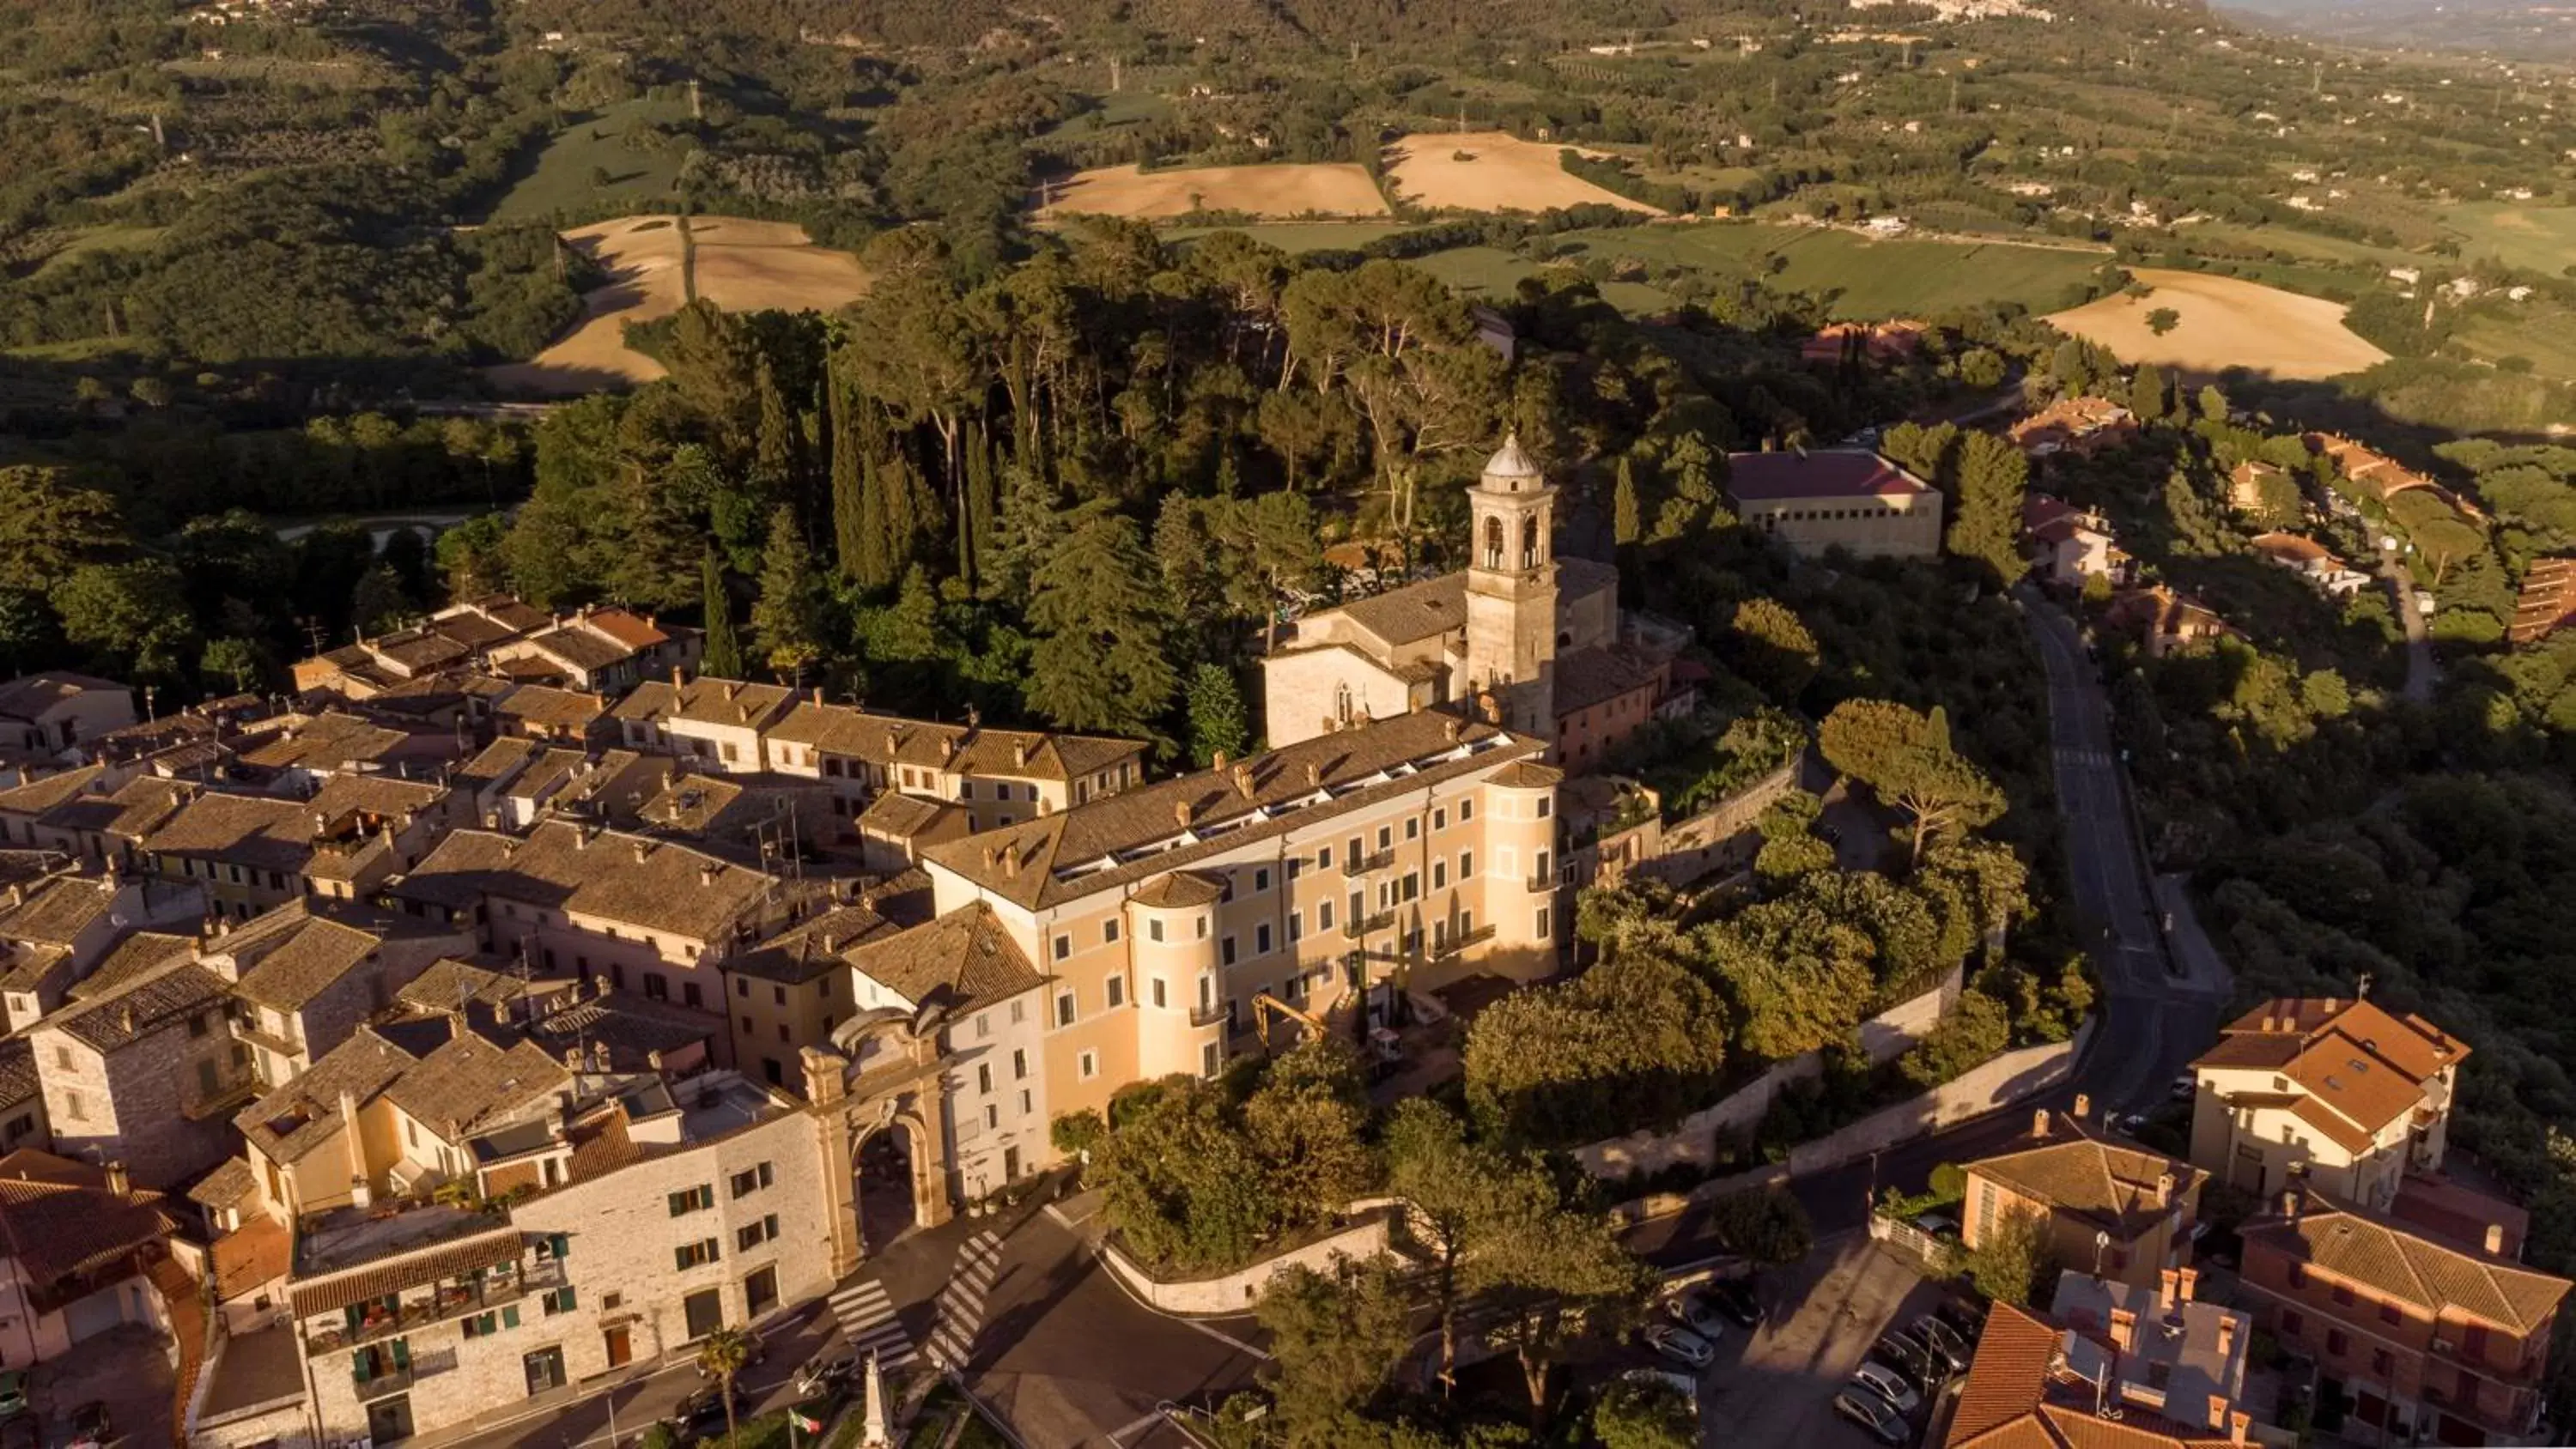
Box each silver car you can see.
[1833,1387,1909,1446]
[1851,1361,1923,1416]
[1643,1322,1716,1370]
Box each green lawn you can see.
[488,94,696,223]
[2441,201,2576,276]
[29,224,165,277]
[2458,306,2576,380]
[2182,221,2415,270]
[1546,222,2111,318]
[1163,221,1421,253]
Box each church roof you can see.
[1482,433,1543,482]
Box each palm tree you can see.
[696,1328,761,1446]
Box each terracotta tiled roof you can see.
[1329,573,1470,648]
[1127,870,1225,908]
[143,775,443,874]
[381,1029,572,1138]
[0,869,116,946]
[1553,645,1663,715]
[580,609,668,650]
[856,791,960,839]
[922,711,1537,909]
[0,673,126,720]
[1948,1301,2062,1445]
[238,1028,422,1164]
[2200,997,2464,1093]
[1727,449,1935,502]
[764,702,1145,783]
[1967,1131,2206,1242]
[1947,1303,2243,1449]
[288,1225,523,1316]
[727,904,897,986]
[494,684,609,731]
[211,1215,291,1301]
[0,1038,35,1111]
[609,676,796,729]
[65,931,195,1003]
[48,960,230,1052]
[0,1149,176,1291]
[2242,1203,2571,1334]
[187,1156,258,1213]
[843,902,1046,1014]
[0,765,107,817]
[222,900,457,1012]
[519,625,631,673]
[44,774,188,840]
[397,958,528,1014]
[396,819,780,942]
[234,712,410,772]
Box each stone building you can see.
[761,700,1148,838]
[914,708,1565,1134]
[141,774,459,919]
[610,676,799,773]
[197,900,478,1087]
[33,957,255,1186]
[0,672,137,781]
[1261,437,1686,756]
[0,864,208,1031]
[0,1149,180,1363]
[1725,449,1944,560]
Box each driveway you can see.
[31,1325,175,1449]
[1689,1235,1952,1449]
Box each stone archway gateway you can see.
[802,1009,956,1279]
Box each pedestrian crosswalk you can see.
[2054,746,2114,768]
[926,1230,1004,1373]
[827,1277,917,1371]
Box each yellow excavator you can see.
[1249,991,1327,1051]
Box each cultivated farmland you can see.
[1037,162,1390,220]
[486,215,866,395]
[1382,130,1661,215]
[1552,223,2111,318]
[2045,267,2390,381]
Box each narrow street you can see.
[2379,547,2439,705]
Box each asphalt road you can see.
[434,1300,841,1449]
[2377,547,2439,705]
[2018,588,2230,1114]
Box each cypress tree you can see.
[752,505,827,683]
[1613,457,1641,548]
[701,551,744,679]
[828,371,873,585]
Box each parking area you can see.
[1631,1234,1964,1448]
[25,1325,177,1449]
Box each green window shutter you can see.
[345,1305,363,1331]
[352,1351,370,1383]
[550,1232,570,1259]
[390,1339,410,1371]
[501,1305,519,1329]
[559,1286,576,1311]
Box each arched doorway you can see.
[803,1010,957,1277]
[854,1119,921,1253]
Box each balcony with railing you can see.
[1342,909,1395,940]
[304,1258,563,1357]
[1341,850,1394,878]
[1433,924,1498,959]
[1188,1001,1229,1028]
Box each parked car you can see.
[696,1339,766,1379]
[667,1384,750,1446]
[1832,1386,1911,1446]
[794,1352,854,1398]
[1911,1314,1973,1375]
[0,1373,26,1422]
[1910,1213,1959,1241]
[1706,1276,1764,1327]
[1873,1330,1938,1389]
[1933,1299,1987,1345]
[2114,1112,2150,1137]
[1850,1361,1923,1416]
[2170,1074,2197,1102]
[1641,1322,1716,1371]
[65,1402,110,1449]
[1668,1291,1729,1341]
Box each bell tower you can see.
[1463,433,1558,739]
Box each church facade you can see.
[1261,438,1691,770]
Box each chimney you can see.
[1212,750,1228,772]
[2279,1186,2303,1221]
[721,681,739,702]
[812,687,824,706]
[2178,1266,2200,1302]
[2155,1171,2175,1207]
[1443,716,1463,743]
[1304,762,1321,788]
[1175,799,1194,828]
[104,1161,129,1197]
[2215,1315,2236,1359]
[2229,1411,2250,1445]
[2032,1107,2050,1138]
[671,664,683,687]
[2207,1395,2230,1432]
[118,1004,136,1034]
[1013,740,1031,768]
[1232,765,1255,799]
[1001,850,1018,880]
[2109,1307,2136,1352]
[2160,1267,2181,1310]
[2485,1222,2505,1254]
[2075,1091,2091,1122]
[735,705,750,724]
[647,1049,665,1074]
[884,731,900,759]
[698,863,719,888]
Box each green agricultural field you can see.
[489,94,696,223]
[2442,202,2576,276]
[1548,223,2111,318]
[1406,246,1547,299]
[2458,306,2576,381]
[1163,221,1420,253]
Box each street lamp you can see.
[2093,1229,2111,1276]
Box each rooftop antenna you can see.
[2355,971,2372,998]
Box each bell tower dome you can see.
[1463,433,1559,739]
